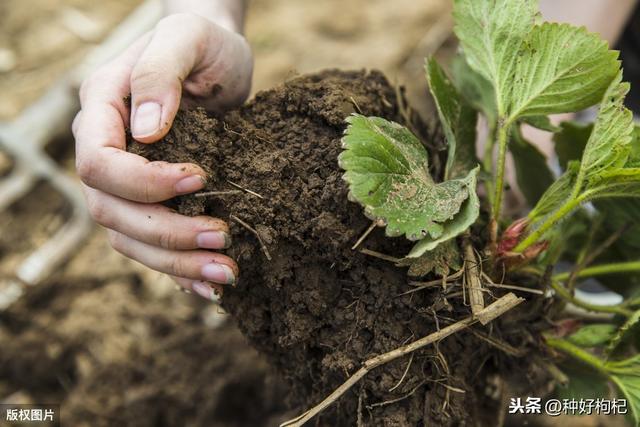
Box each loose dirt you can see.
[130,69,548,426]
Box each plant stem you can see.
[483,123,497,207]
[553,261,640,282]
[491,122,510,222]
[544,336,608,376]
[550,279,633,317]
[515,197,582,253]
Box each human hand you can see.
[73,13,253,300]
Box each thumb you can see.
[129,14,208,143]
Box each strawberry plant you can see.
[338,0,640,424]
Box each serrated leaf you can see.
[567,324,619,348]
[580,75,634,183]
[397,240,462,277]
[454,0,620,122]
[606,356,640,425]
[450,53,498,123]
[425,57,478,180]
[584,168,640,200]
[608,310,640,355]
[407,167,480,258]
[509,23,620,119]
[453,0,536,116]
[554,122,593,170]
[522,115,561,133]
[511,128,555,206]
[339,115,471,241]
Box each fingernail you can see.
[197,231,231,249]
[132,102,162,137]
[192,281,218,301]
[201,263,235,285]
[175,175,206,194]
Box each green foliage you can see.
[450,54,497,123]
[522,115,561,133]
[556,364,609,402]
[547,338,640,425]
[608,310,640,355]
[511,128,555,206]
[453,0,620,122]
[425,57,478,180]
[339,115,478,246]
[606,356,640,425]
[520,76,638,250]
[554,122,593,170]
[567,324,618,348]
[407,167,479,258]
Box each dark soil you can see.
[0,275,289,427]
[130,70,548,426]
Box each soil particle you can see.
[130,69,541,426]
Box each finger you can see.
[107,230,237,285]
[75,77,207,202]
[172,276,223,301]
[129,14,214,142]
[84,186,230,250]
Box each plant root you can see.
[230,215,272,261]
[226,179,265,199]
[280,293,524,427]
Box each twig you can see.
[468,328,526,358]
[352,221,381,250]
[481,273,544,295]
[485,283,544,296]
[227,179,265,199]
[360,249,403,264]
[398,269,464,297]
[280,293,524,427]
[464,240,485,317]
[194,190,243,198]
[230,215,272,261]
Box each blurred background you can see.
[0,1,637,426]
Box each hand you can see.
[73,13,253,300]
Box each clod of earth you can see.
[129,70,548,426]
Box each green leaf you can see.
[453,0,536,116]
[567,324,618,348]
[554,122,593,170]
[628,126,640,167]
[339,115,471,241]
[584,168,640,201]
[529,161,579,223]
[450,53,498,125]
[511,128,555,206]
[508,23,620,119]
[454,0,620,122]
[425,57,478,179]
[556,364,609,402]
[407,167,480,258]
[397,240,462,277]
[580,75,634,184]
[608,310,640,355]
[522,115,561,133]
[605,356,640,425]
